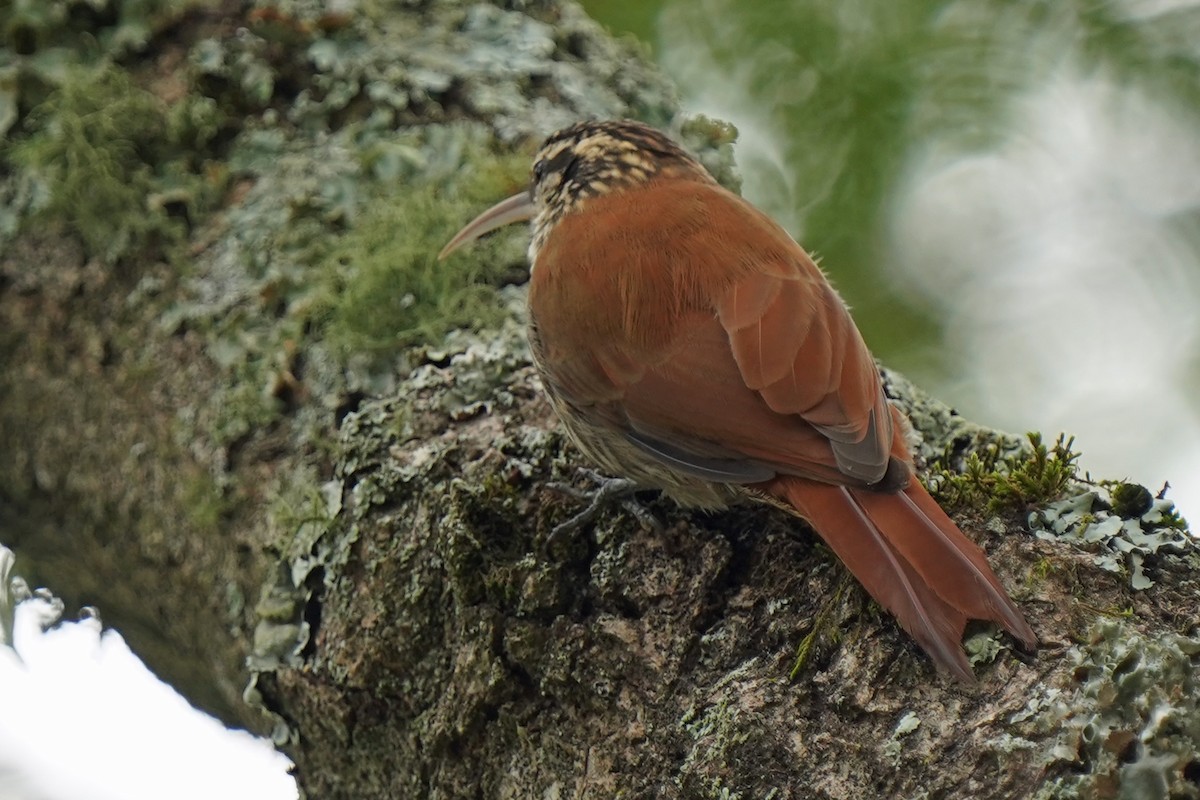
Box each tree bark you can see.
[2,1,1198,798]
[247,310,1200,798]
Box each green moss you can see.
[789,570,852,679]
[315,159,527,357]
[1,0,220,255]
[267,466,340,558]
[207,359,285,448]
[181,471,229,533]
[930,432,1081,514]
[0,0,201,140]
[8,65,221,263]
[12,67,166,259]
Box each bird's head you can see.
[438,119,711,262]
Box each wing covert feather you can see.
[530,177,901,488]
[717,251,894,482]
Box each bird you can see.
[439,119,1036,681]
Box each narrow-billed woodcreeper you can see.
[440,119,1036,681]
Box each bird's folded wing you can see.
[616,298,894,487]
[530,179,898,487]
[714,260,897,484]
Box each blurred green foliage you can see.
[581,0,1200,359]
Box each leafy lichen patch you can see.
[1013,620,1200,800]
[1030,484,1195,590]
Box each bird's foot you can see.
[543,468,662,552]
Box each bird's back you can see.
[528,175,901,496]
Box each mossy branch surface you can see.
[2,1,1198,798]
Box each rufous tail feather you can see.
[766,476,1037,681]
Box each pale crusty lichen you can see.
[1011,620,1200,800]
[1030,485,1194,589]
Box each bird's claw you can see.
[543,468,662,552]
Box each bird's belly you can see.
[545,391,739,511]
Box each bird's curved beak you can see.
[437,192,536,260]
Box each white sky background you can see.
[662,19,1200,526]
[887,71,1200,523]
[0,591,296,800]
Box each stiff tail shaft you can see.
[767,476,1036,681]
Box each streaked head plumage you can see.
[530,120,706,211]
[438,119,711,263]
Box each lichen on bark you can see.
[2,0,1198,798]
[250,297,1199,797]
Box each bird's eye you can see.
[533,160,547,183]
